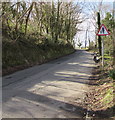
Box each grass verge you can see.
[85,53,115,119]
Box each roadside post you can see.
[96,24,110,68]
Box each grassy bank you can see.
[85,51,115,118]
[2,38,75,76]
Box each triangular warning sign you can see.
[97,24,110,36]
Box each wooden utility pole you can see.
[97,12,102,56]
[85,28,88,48]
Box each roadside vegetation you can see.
[2,1,83,75]
[1,1,115,118]
[86,11,115,118]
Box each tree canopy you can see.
[2,1,83,46]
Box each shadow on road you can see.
[2,50,114,119]
[4,90,114,119]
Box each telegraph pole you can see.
[85,28,88,48]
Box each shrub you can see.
[108,69,115,80]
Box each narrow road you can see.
[2,50,95,118]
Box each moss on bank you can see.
[2,39,75,76]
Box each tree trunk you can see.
[25,2,34,35]
[55,1,61,43]
[97,12,102,56]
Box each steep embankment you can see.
[3,38,75,76]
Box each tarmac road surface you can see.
[2,50,95,118]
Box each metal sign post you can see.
[102,37,104,67]
[96,24,110,68]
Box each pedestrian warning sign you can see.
[97,24,110,36]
